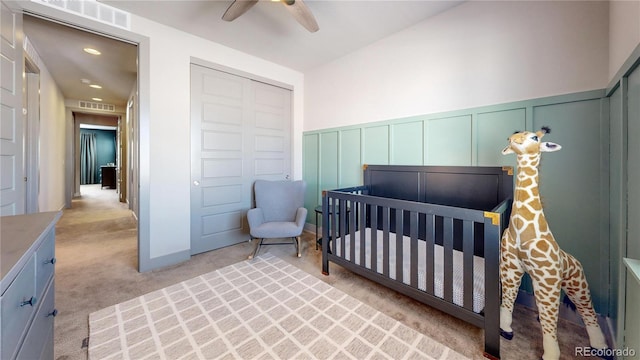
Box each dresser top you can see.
[1,211,62,285]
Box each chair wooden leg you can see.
[296,236,301,257]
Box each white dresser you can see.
[1,211,61,360]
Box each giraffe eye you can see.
[531,135,539,142]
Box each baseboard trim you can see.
[139,249,190,272]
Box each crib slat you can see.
[425,214,435,294]
[443,216,454,303]
[360,201,367,269]
[410,211,418,289]
[339,199,346,259]
[370,204,378,273]
[330,197,337,256]
[396,209,404,284]
[382,207,390,277]
[463,220,474,311]
[349,200,356,263]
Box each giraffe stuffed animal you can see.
[499,127,609,360]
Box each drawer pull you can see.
[20,296,37,307]
[47,309,59,317]
[44,257,57,265]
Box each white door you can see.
[1,3,25,216]
[190,64,291,255]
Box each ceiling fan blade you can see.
[282,0,319,33]
[222,0,259,22]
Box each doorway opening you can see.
[22,13,140,268]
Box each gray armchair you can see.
[247,180,307,259]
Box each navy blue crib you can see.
[321,165,513,359]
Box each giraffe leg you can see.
[499,231,524,340]
[530,274,562,360]
[561,252,608,351]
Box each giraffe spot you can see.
[545,278,559,286]
[521,224,537,239]
[518,207,536,222]
[536,241,549,252]
[530,248,547,259]
[534,260,553,268]
[520,178,533,188]
[532,269,545,277]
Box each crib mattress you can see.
[335,228,485,313]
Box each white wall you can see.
[38,58,67,211]
[609,0,640,81]
[128,16,305,259]
[304,1,609,131]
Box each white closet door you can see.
[190,64,292,255]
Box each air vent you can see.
[23,36,44,70]
[31,0,131,30]
[79,101,116,112]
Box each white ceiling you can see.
[22,0,463,107]
[23,14,138,107]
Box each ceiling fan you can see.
[222,0,319,33]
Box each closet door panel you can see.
[190,65,292,255]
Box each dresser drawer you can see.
[1,254,36,360]
[16,280,55,360]
[35,229,55,297]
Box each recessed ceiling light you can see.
[81,78,91,84]
[92,98,103,102]
[84,48,101,55]
[89,84,102,89]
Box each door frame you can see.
[24,51,40,213]
[13,0,151,272]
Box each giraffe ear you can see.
[502,146,514,155]
[540,142,562,152]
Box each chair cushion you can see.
[250,221,303,238]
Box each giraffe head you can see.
[502,126,562,156]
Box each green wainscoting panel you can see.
[425,115,471,166]
[628,67,640,261]
[391,121,423,165]
[320,132,339,193]
[532,98,606,312]
[476,108,525,167]
[340,129,362,187]
[626,67,640,355]
[363,125,390,165]
[609,87,624,338]
[303,133,319,223]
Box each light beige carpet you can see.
[88,253,469,360]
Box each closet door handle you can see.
[44,257,56,265]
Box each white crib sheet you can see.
[335,228,485,313]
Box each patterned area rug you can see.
[89,253,469,360]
